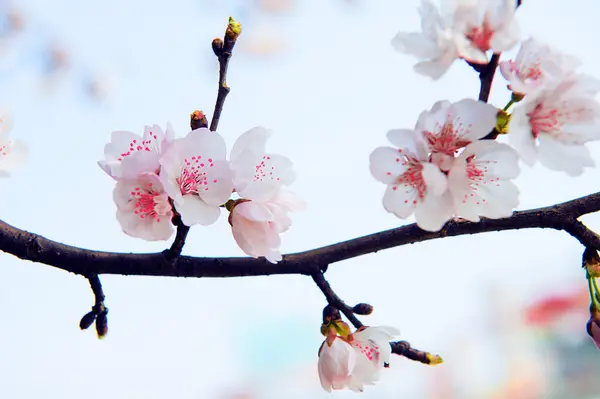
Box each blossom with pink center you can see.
[370,128,453,232]
[391,0,459,80]
[452,0,520,64]
[318,326,399,392]
[0,111,27,178]
[510,73,600,176]
[113,173,174,241]
[98,123,174,180]
[448,140,520,222]
[229,190,305,263]
[499,38,581,95]
[417,99,499,171]
[159,128,234,227]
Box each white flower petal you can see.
[369,146,408,184]
[230,126,272,162]
[414,191,453,231]
[422,162,448,195]
[175,194,221,226]
[382,184,417,219]
[537,135,594,176]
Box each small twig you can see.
[209,17,241,132]
[390,341,443,365]
[79,274,108,338]
[311,270,364,329]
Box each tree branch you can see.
[79,274,109,338]
[312,270,364,329]
[1,191,599,278]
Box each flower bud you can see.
[224,17,242,50]
[511,92,525,102]
[190,110,208,130]
[495,109,511,134]
[95,310,108,339]
[352,303,374,315]
[583,247,600,278]
[212,38,224,56]
[79,310,96,330]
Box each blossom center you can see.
[352,339,380,363]
[253,155,280,183]
[460,155,499,205]
[176,156,217,195]
[466,19,494,52]
[423,118,472,156]
[131,183,170,222]
[117,130,160,161]
[393,157,426,204]
[527,103,561,138]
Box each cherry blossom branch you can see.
[1,191,600,278]
[312,270,364,328]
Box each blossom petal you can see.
[369,146,408,184]
[382,184,417,219]
[537,135,594,176]
[235,201,275,222]
[230,126,272,162]
[421,162,448,195]
[450,99,498,141]
[414,191,453,231]
[391,32,439,59]
[198,160,234,206]
[509,105,538,166]
[175,194,221,226]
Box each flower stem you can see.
[588,275,600,310]
[503,99,515,112]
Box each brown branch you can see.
[1,191,600,279]
[390,341,442,365]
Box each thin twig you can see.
[390,341,442,365]
[311,270,364,329]
[80,274,108,338]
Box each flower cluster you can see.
[317,323,400,392]
[0,111,27,177]
[372,3,600,232]
[98,124,304,263]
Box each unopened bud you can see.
[495,110,511,134]
[79,311,96,330]
[190,110,208,130]
[224,17,242,50]
[426,353,444,365]
[352,303,374,315]
[95,310,108,339]
[511,91,525,102]
[212,38,224,56]
[583,247,600,278]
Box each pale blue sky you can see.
[1,0,600,398]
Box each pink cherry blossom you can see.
[318,333,357,392]
[370,128,453,232]
[510,73,600,176]
[448,140,520,222]
[159,127,234,227]
[499,38,581,95]
[98,123,174,180]
[0,110,27,178]
[229,190,305,263]
[417,99,499,171]
[113,173,174,241]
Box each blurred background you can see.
[1,0,600,398]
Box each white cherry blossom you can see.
[499,38,581,95]
[229,126,295,201]
[510,73,600,176]
[229,190,305,263]
[159,128,234,226]
[452,0,520,64]
[0,111,27,178]
[370,128,453,232]
[98,123,174,180]
[113,173,174,241]
[448,140,520,222]
[418,99,499,171]
[391,0,520,79]
[391,0,459,80]
[318,325,400,393]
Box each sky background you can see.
[1,0,600,398]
